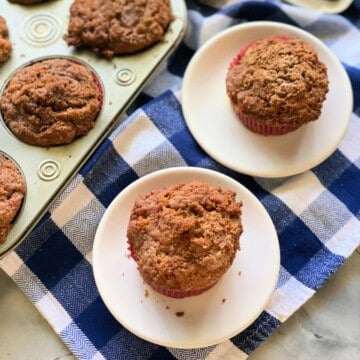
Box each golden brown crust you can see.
[66,0,174,58]
[0,155,25,244]
[0,16,12,65]
[0,58,102,146]
[127,182,243,293]
[226,36,329,127]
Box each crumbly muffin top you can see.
[0,155,25,244]
[226,36,329,127]
[0,16,12,65]
[127,182,243,291]
[0,58,102,146]
[66,0,173,58]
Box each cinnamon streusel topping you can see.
[226,36,329,127]
[0,58,102,146]
[0,16,12,65]
[127,182,243,292]
[66,0,173,58]
[0,155,25,244]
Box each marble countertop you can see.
[0,246,359,360]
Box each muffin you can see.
[0,154,25,244]
[127,182,243,298]
[0,16,12,65]
[226,36,329,135]
[65,0,174,58]
[0,58,102,146]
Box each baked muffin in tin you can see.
[0,58,103,146]
[66,0,174,58]
[0,16,11,65]
[0,154,25,244]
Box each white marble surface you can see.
[0,246,359,360]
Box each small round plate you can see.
[93,167,280,348]
[182,21,353,178]
[197,0,353,14]
[285,0,353,14]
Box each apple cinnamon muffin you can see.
[0,154,25,244]
[0,58,102,146]
[65,0,174,58]
[0,16,11,65]
[127,181,243,298]
[226,36,329,135]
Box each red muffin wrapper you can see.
[237,111,302,136]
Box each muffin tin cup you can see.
[0,0,187,258]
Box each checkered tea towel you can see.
[1,0,359,359]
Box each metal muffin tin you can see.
[0,0,187,258]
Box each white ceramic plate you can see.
[285,0,353,14]
[197,1,353,14]
[182,21,353,178]
[93,167,280,348]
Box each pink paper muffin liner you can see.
[234,108,302,136]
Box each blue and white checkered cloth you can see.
[1,1,359,359]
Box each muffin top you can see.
[0,16,12,65]
[0,155,25,244]
[127,182,243,292]
[226,36,329,127]
[0,58,102,146]
[66,0,174,58]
